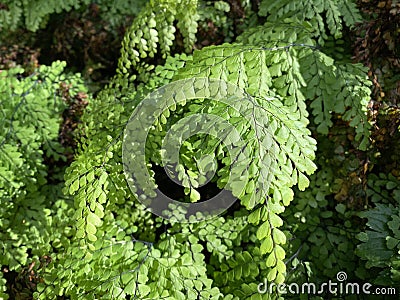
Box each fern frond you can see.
[117,0,199,82]
[258,0,362,44]
[300,50,371,149]
[356,196,400,285]
[0,61,87,286]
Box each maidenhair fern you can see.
[356,174,400,286]
[258,0,362,44]
[237,20,371,149]
[38,1,374,297]
[117,0,199,82]
[0,0,90,31]
[0,0,381,299]
[300,51,371,149]
[2,0,397,299]
[282,150,365,290]
[0,0,147,33]
[0,61,88,298]
[0,61,85,204]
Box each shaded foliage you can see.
[0,0,399,299]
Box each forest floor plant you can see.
[0,0,399,299]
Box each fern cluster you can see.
[117,0,199,82]
[28,0,374,299]
[356,173,400,285]
[282,148,365,288]
[258,0,362,44]
[0,0,90,31]
[2,0,399,299]
[0,0,147,32]
[0,61,88,299]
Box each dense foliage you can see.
[0,61,88,298]
[0,0,399,299]
[0,0,146,32]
